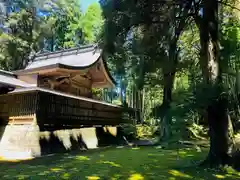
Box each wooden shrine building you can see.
[0,45,135,159]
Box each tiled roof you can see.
[25,44,101,70]
[0,69,16,77]
[13,44,116,87]
[0,70,35,88]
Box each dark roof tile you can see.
[26,44,101,70]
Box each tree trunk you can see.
[142,88,145,122]
[160,71,176,140]
[157,2,192,140]
[199,0,235,166]
[160,41,178,140]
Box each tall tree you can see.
[101,0,194,140]
[82,2,103,44]
[194,0,235,166]
[0,0,53,70]
[157,1,193,140]
[47,0,84,50]
[45,1,103,51]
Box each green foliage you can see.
[100,0,240,146]
[0,1,51,70]
[49,0,84,49]
[112,99,121,105]
[119,124,137,140]
[145,86,163,123]
[82,3,103,44]
[187,123,208,140]
[136,124,158,139]
[48,0,103,50]
[100,1,196,141]
[119,124,158,140]
[92,88,103,99]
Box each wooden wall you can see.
[0,92,38,125]
[37,91,131,126]
[0,90,134,126]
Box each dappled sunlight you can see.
[225,166,240,176]
[131,147,140,150]
[0,146,238,179]
[168,177,176,180]
[40,128,98,153]
[128,173,144,180]
[155,145,163,149]
[148,153,164,157]
[53,130,72,150]
[87,175,100,180]
[213,174,226,179]
[98,160,121,167]
[75,155,90,161]
[212,167,240,179]
[62,172,70,179]
[168,170,193,179]
[103,127,117,137]
[0,158,22,163]
[185,154,194,157]
[39,131,51,141]
[38,170,51,176]
[111,174,123,179]
[15,174,30,179]
[50,167,63,172]
[0,151,34,161]
[179,151,187,155]
[70,167,78,172]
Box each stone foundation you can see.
[0,125,121,160]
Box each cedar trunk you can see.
[200,0,235,166]
[160,41,178,140]
[158,2,192,140]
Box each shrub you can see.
[119,124,137,140]
[136,124,158,139]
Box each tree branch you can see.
[218,0,240,12]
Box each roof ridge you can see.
[0,69,16,78]
[32,44,98,62]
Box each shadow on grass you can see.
[0,146,239,179]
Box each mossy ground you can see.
[0,146,239,179]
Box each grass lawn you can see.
[0,146,240,180]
